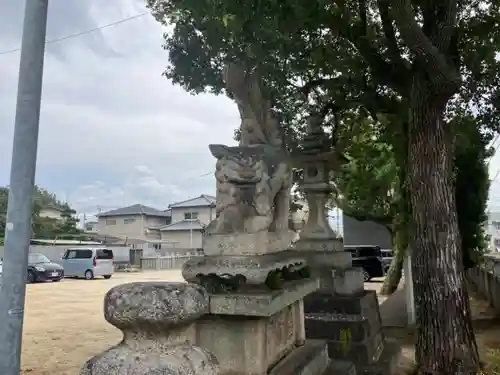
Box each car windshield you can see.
[28,253,51,264]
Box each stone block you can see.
[324,360,357,375]
[303,290,379,317]
[268,340,330,375]
[293,249,352,269]
[333,267,364,295]
[305,314,374,343]
[203,230,296,256]
[208,278,319,316]
[326,331,384,369]
[80,282,219,375]
[293,238,344,253]
[197,300,306,375]
[182,250,307,285]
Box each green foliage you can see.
[332,114,398,229]
[0,185,81,239]
[454,118,491,269]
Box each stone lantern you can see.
[293,115,351,273]
[293,115,402,375]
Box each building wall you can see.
[96,215,145,239]
[342,214,392,248]
[160,230,203,249]
[170,206,215,226]
[39,208,63,220]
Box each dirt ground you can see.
[18,272,500,375]
[20,270,184,375]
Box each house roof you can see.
[168,194,216,209]
[99,204,171,218]
[158,219,204,231]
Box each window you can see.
[75,250,93,259]
[493,221,500,230]
[165,217,172,225]
[124,218,135,224]
[184,212,199,220]
[106,219,116,225]
[96,250,113,260]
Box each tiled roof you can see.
[99,204,171,218]
[158,219,204,231]
[169,194,216,209]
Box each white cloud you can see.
[0,0,238,214]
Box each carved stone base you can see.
[303,291,400,375]
[182,250,307,289]
[203,230,296,256]
[196,279,328,375]
[293,238,344,253]
[292,248,351,269]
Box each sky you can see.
[0,0,239,216]
[1,1,500,221]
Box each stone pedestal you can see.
[303,289,401,375]
[183,229,335,375]
[195,279,332,375]
[80,282,219,375]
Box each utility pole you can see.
[0,1,49,374]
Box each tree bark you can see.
[407,77,480,375]
[380,231,405,295]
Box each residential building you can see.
[84,220,98,232]
[39,205,65,221]
[487,211,500,251]
[156,195,216,249]
[94,195,216,250]
[96,204,171,242]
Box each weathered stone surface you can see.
[81,282,219,375]
[203,230,296,256]
[182,250,306,285]
[104,282,209,329]
[333,268,364,295]
[303,290,379,317]
[292,239,345,254]
[197,300,308,375]
[268,340,330,375]
[302,290,396,374]
[208,278,319,316]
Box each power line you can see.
[0,12,148,56]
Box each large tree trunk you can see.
[380,231,404,295]
[408,79,480,374]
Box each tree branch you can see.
[391,0,460,90]
[377,0,406,69]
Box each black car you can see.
[344,245,385,282]
[381,249,394,274]
[27,253,64,283]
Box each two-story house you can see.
[39,205,65,221]
[156,194,216,249]
[96,204,172,241]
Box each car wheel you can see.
[27,271,36,284]
[84,270,94,280]
[362,269,371,282]
[104,275,112,280]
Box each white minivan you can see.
[62,247,114,280]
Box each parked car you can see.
[27,253,64,283]
[61,247,114,280]
[344,245,385,282]
[381,249,394,274]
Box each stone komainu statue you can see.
[206,64,292,235]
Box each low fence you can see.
[140,255,197,270]
[468,254,500,312]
